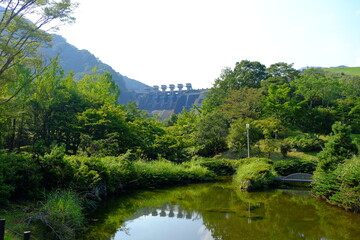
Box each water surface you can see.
[81,181,360,240]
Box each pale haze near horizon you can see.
[57,0,360,89]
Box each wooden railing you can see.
[0,219,31,240]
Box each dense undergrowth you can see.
[0,151,219,239]
[1,122,359,239]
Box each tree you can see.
[165,109,200,157]
[228,60,267,89]
[202,60,267,113]
[0,0,78,103]
[219,87,263,121]
[265,62,299,80]
[254,117,285,139]
[125,101,148,121]
[262,83,303,124]
[128,118,165,159]
[77,104,131,156]
[292,69,342,108]
[313,122,359,202]
[227,118,262,154]
[317,122,358,171]
[77,69,120,107]
[261,62,299,91]
[194,111,229,156]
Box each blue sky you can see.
[57,0,360,89]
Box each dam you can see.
[132,83,209,119]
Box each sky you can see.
[55,0,360,89]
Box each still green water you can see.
[81,181,360,240]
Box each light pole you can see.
[246,123,250,158]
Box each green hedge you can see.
[313,156,360,212]
[285,135,324,152]
[195,157,238,175]
[274,159,317,176]
[133,160,215,187]
[233,158,277,191]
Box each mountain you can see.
[299,66,324,71]
[41,34,149,104]
[122,75,150,93]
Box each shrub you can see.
[274,159,317,176]
[317,122,358,171]
[133,160,215,187]
[65,153,136,198]
[285,135,324,152]
[195,157,238,175]
[233,159,277,190]
[29,190,85,240]
[0,153,42,203]
[313,157,360,212]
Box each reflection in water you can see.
[114,204,214,240]
[81,181,360,240]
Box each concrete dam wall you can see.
[132,83,208,120]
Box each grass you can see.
[233,159,277,190]
[323,67,360,76]
[0,203,37,240]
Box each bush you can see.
[0,153,42,203]
[313,157,360,212]
[65,153,137,198]
[274,159,317,176]
[29,190,85,240]
[317,122,358,171]
[285,135,324,152]
[233,159,277,190]
[133,160,215,187]
[195,157,238,175]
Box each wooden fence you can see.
[0,219,31,240]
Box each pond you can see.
[81,180,360,240]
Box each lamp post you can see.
[246,124,250,158]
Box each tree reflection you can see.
[81,182,360,240]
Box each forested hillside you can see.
[41,34,149,103]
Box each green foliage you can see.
[29,190,85,240]
[313,156,360,212]
[133,160,215,187]
[274,159,317,176]
[64,153,137,198]
[194,111,229,156]
[336,97,360,133]
[257,139,279,158]
[202,60,267,113]
[328,157,360,212]
[129,118,165,159]
[312,122,359,212]
[77,104,131,156]
[284,135,324,152]
[233,158,277,190]
[254,117,285,139]
[195,157,238,176]
[0,0,77,103]
[265,62,300,80]
[317,122,358,171]
[219,88,263,120]
[227,118,262,153]
[0,153,42,203]
[262,83,303,124]
[77,71,120,106]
